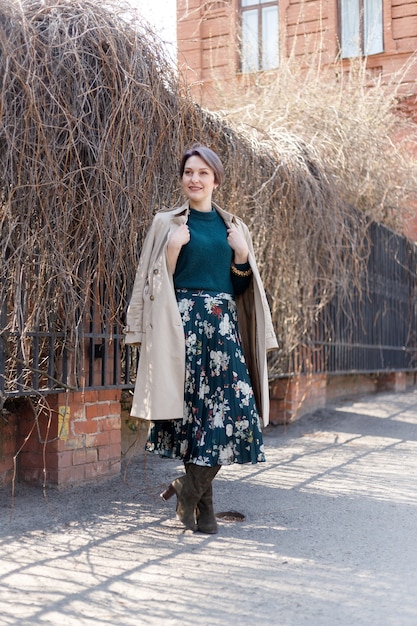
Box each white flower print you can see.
[218,442,235,464]
[201,320,215,338]
[177,298,194,322]
[210,350,230,375]
[213,407,224,428]
[185,332,197,349]
[235,380,253,406]
[235,349,246,363]
[197,430,206,447]
[219,313,231,337]
[184,367,195,393]
[235,418,250,433]
[204,295,222,314]
[226,423,233,437]
[212,399,230,428]
[198,380,210,400]
[197,455,212,465]
[228,299,237,315]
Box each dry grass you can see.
[212,54,417,229]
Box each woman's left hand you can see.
[227,227,249,264]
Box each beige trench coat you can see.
[124,200,278,426]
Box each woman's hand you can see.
[169,224,190,249]
[227,227,249,264]
[166,224,190,273]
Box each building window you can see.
[340,0,383,58]
[240,0,279,73]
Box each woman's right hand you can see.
[168,224,190,250]
[166,224,190,273]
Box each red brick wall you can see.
[392,0,417,51]
[178,0,239,101]
[285,0,334,59]
[269,371,414,424]
[269,374,327,424]
[1,389,122,488]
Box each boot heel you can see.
[160,483,176,501]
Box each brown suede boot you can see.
[160,461,188,502]
[194,465,220,534]
[171,473,198,531]
[173,464,221,532]
[197,484,218,533]
[160,482,177,501]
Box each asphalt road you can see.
[1,389,417,625]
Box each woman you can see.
[125,144,278,534]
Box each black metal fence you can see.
[1,221,417,399]
[0,303,138,399]
[311,221,417,374]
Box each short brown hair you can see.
[179,144,224,186]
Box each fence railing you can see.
[309,221,417,375]
[0,323,138,399]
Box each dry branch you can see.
[0,0,371,394]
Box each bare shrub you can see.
[0,0,370,397]
[0,0,188,392]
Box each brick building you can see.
[177,0,417,115]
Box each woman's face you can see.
[182,155,217,209]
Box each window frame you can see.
[239,0,279,73]
[338,0,384,59]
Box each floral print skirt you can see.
[145,289,265,466]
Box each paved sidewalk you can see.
[1,389,417,625]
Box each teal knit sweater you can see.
[174,208,251,295]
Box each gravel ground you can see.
[1,389,417,626]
